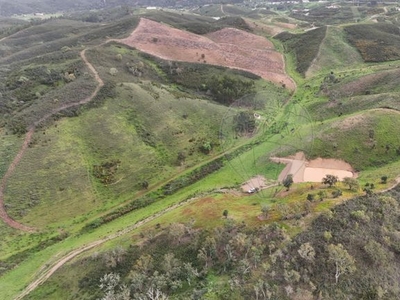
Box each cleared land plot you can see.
[271,152,355,183]
[119,18,294,89]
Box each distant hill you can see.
[0,0,245,17]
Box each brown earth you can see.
[271,152,356,183]
[241,175,273,192]
[119,18,295,90]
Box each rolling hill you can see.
[2,2,400,300]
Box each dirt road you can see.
[14,193,202,300]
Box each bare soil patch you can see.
[271,152,356,183]
[119,18,295,90]
[241,175,266,192]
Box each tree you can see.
[99,273,130,300]
[328,243,356,284]
[261,205,270,219]
[331,189,342,198]
[169,223,186,243]
[200,141,212,154]
[283,174,294,191]
[223,209,229,219]
[381,175,388,184]
[342,177,359,191]
[234,111,256,136]
[322,174,338,187]
[141,181,149,190]
[298,242,315,262]
[317,190,327,201]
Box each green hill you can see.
[305,26,363,77]
[344,23,400,62]
[275,26,327,76]
[4,4,400,300]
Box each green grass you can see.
[275,26,327,76]
[306,26,364,77]
[0,130,23,178]
[308,110,400,171]
[3,82,233,229]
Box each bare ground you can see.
[271,152,356,183]
[119,18,295,90]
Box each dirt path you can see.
[0,128,36,232]
[14,193,202,300]
[220,4,226,15]
[0,48,104,232]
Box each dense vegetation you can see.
[275,27,327,76]
[30,187,400,299]
[344,23,400,62]
[290,4,382,26]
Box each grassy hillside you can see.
[275,26,327,76]
[344,23,400,62]
[5,5,400,300]
[290,4,383,26]
[308,110,400,171]
[305,26,363,77]
[2,79,235,228]
[0,17,140,134]
[307,67,400,120]
[144,10,252,34]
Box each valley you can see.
[1,1,400,299]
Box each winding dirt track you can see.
[0,48,104,232]
[14,194,201,300]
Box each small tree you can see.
[331,189,342,198]
[307,194,315,201]
[141,180,149,190]
[342,177,359,191]
[318,190,327,201]
[283,174,294,191]
[322,174,338,187]
[298,242,316,262]
[261,204,270,219]
[328,243,356,284]
[381,175,388,184]
[223,209,229,219]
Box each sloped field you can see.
[119,18,295,89]
[309,109,400,171]
[306,26,363,77]
[345,23,400,62]
[276,26,327,76]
